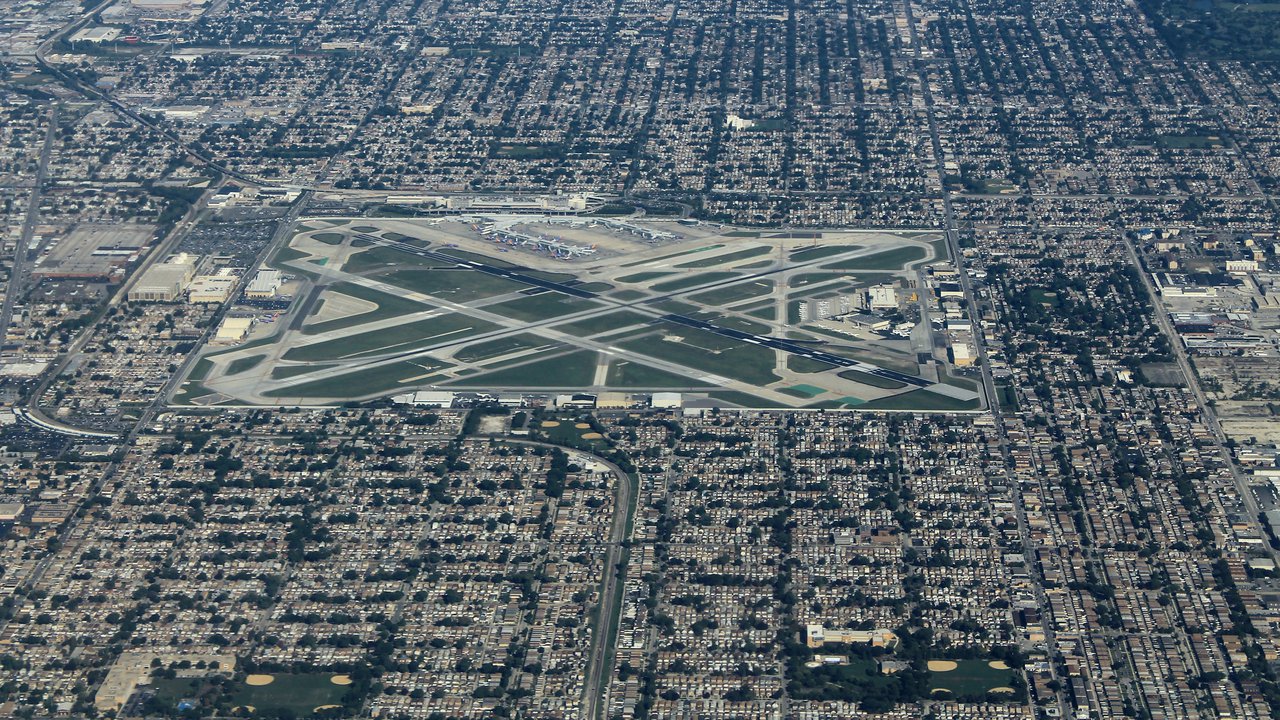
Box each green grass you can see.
[821,246,927,271]
[270,246,310,268]
[611,290,647,301]
[939,372,978,391]
[436,248,518,268]
[312,232,345,245]
[618,324,780,386]
[687,280,774,306]
[674,246,772,269]
[857,389,980,411]
[620,244,723,267]
[708,390,788,408]
[780,384,826,398]
[303,283,430,335]
[553,310,653,337]
[792,272,895,289]
[482,294,602,323]
[617,271,675,284]
[927,660,1019,697]
[790,245,861,262]
[225,673,349,715]
[344,245,442,273]
[606,360,704,388]
[287,313,500,362]
[746,305,777,321]
[713,315,773,334]
[995,383,1017,410]
[788,356,836,373]
[225,354,266,376]
[1157,134,1224,149]
[838,369,907,389]
[271,364,336,380]
[448,350,599,388]
[454,333,550,363]
[533,416,611,452]
[383,268,526,301]
[187,358,213,382]
[647,299,705,316]
[265,359,450,399]
[651,272,741,293]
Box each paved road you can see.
[356,232,942,391]
[901,0,1069,711]
[481,437,634,720]
[24,182,220,430]
[0,107,51,404]
[1121,238,1274,562]
[1,106,56,341]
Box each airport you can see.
[172,216,983,411]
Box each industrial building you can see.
[245,269,283,298]
[188,274,237,304]
[127,253,198,302]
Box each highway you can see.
[482,438,635,720]
[1,106,56,344]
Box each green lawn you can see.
[533,416,612,453]
[383,268,527,301]
[619,324,780,386]
[606,360,704,388]
[788,356,837,373]
[838,369,907,389]
[857,389,980,411]
[617,271,675,284]
[821,246,927,271]
[780,384,826,398]
[344,245,442,273]
[455,333,550,363]
[303,282,429,335]
[708,390,789,408]
[287,313,500,362]
[271,364,336,380]
[927,660,1019,699]
[651,271,741,293]
[225,354,266,376]
[436,247,519,268]
[790,245,861,262]
[483,294,602,322]
[312,232,346,245]
[265,359,451,399]
[620,244,724,267]
[188,358,213,382]
[712,315,773,334]
[553,310,653,337]
[270,246,310,269]
[448,350,599,388]
[225,673,350,715]
[674,246,773,269]
[687,280,774,306]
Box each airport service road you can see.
[355,233,944,388]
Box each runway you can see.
[354,232,940,391]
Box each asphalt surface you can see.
[357,232,940,391]
[1,107,56,343]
